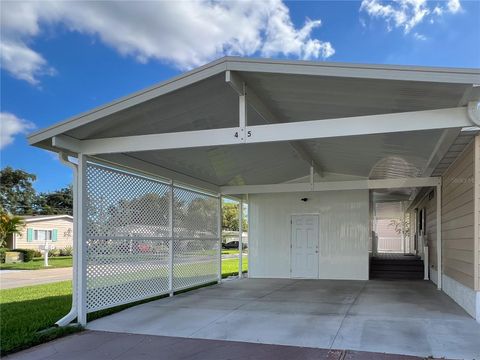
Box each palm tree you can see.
[0,211,25,248]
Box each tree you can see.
[222,202,247,231]
[0,212,25,247]
[0,167,37,215]
[389,215,410,238]
[37,186,73,215]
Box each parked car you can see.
[222,241,247,249]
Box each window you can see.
[34,230,53,241]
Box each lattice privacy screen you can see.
[85,161,220,312]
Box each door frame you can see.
[290,213,320,279]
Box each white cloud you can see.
[0,112,36,149]
[360,0,462,34]
[0,1,334,85]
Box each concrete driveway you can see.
[87,278,480,359]
[0,268,72,289]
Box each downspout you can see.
[55,152,79,326]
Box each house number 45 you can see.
[234,131,252,138]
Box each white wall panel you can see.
[249,190,369,280]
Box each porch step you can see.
[370,256,424,280]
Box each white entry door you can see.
[291,215,319,278]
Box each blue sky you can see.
[1,0,479,192]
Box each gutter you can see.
[55,153,79,327]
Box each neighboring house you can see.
[7,215,74,251]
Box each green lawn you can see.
[221,257,248,275]
[221,249,239,255]
[0,257,248,355]
[0,257,73,270]
[0,253,243,270]
[0,281,79,355]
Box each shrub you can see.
[48,248,61,257]
[0,248,9,263]
[12,249,36,262]
[32,250,42,258]
[59,246,73,257]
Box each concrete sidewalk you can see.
[0,268,72,289]
[4,330,441,360]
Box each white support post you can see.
[238,199,243,279]
[77,154,87,326]
[239,92,247,142]
[218,196,223,283]
[436,183,442,290]
[168,182,174,296]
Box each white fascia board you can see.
[247,107,470,144]
[29,60,228,145]
[226,58,480,84]
[220,177,441,195]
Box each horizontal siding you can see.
[442,141,475,289]
[16,218,73,251]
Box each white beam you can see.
[226,70,323,176]
[53,135,82,153]
[53,107,471,155]
[247,107,471,144]
[60,127,241,155]
[421,128,461,177]
[220,177,441,195]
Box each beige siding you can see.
[441,141,475,289]
[15,218,73,251]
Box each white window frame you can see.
[33,229,54,242]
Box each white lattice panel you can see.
[84,161,220,312]
[173,238,219,290]
[86,163,170,239]
[173,186,219,239]
[86,238,170,311]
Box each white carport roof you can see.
[29,57,480,193]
